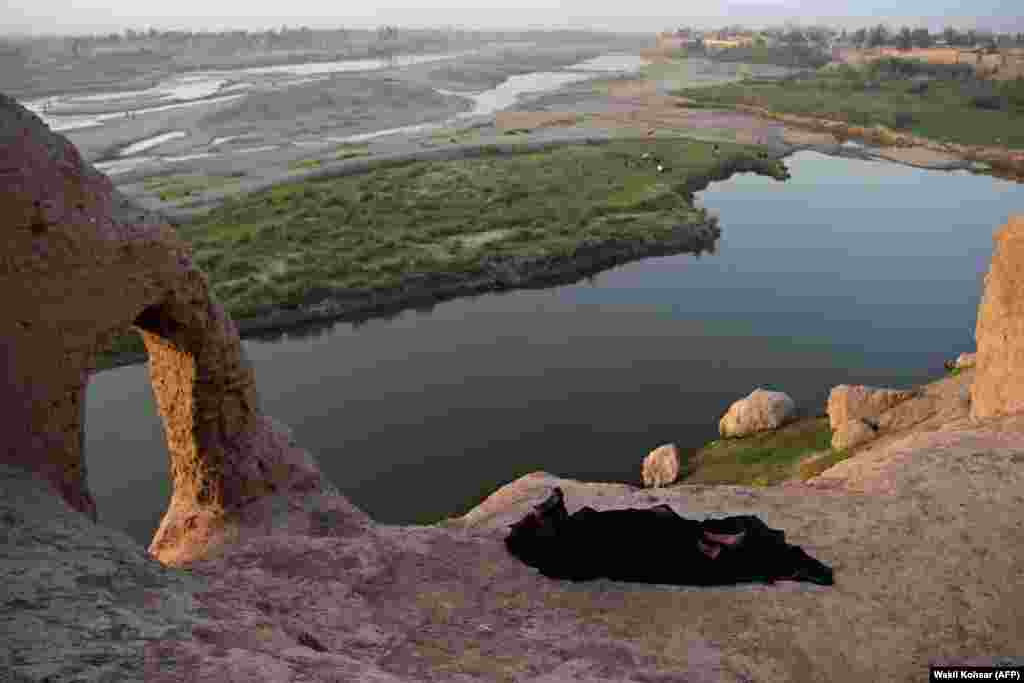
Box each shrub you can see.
[222,258,256,279]
[892,112,917,130]
[907,80,930,95]
[971,94,1006,111]
[1001,78,1024,111]
[323,195,347,208]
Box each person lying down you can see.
[505,487,834,586]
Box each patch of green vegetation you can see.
[639,59,741,90]
[97,139,786,365]
[333,144,370,160]
[797,448,853,481]
[710,45,831,69]
[94,329,148,371]
[682,417,833,486]
[288,158,323,171]
[143,173,243,203]
[430,126,481,143]
[947,366,963,377]
[678,60,1024,148]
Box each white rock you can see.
[827,385,916,431]
[642,443,682,488]
[718,389,796,438]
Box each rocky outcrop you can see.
[719,388,796,438]
[831,418,878,451]
[641,443,681,487]
[0,463,205,682]
[0,93,367,567]
[827,385,916,431]
[972,216,1024,419]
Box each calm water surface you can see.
[85,151,1024,545]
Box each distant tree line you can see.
[847,25,1023,50]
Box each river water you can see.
[84,151,1024,546]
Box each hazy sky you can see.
[3,0,1022,35]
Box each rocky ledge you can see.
[2,93,1024,682]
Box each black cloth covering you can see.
[505,503,833,586]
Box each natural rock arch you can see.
[134,292,261,513]
[1,93,366,566]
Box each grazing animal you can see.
[506,487,834,586]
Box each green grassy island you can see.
[96,138,787,370]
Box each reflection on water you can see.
[93,156,157,174]
[459,71,599,116]
[30,50,650,175]
[85,150,1024,548]
[234,49,481,77]
[118,130,187,156]
[568,54,650,72]
[22,49,486,133]
[246,228,721,345]
[449,54,650,117]
[314,55,650,141]
[27,92,246,133]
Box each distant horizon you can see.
[3,3,1023,39]
[5,18,1024,40]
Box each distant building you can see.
[657,32,702,49]
[703,37,752,51]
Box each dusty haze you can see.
[2,0,1023,36]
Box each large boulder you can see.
[0,93,367,567]
[972,216,1024,419]
[827,385,916,431]
[831,418,878,451]
[642,443,681,487]
[719,388,796,438]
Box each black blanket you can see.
[505,500,834,586]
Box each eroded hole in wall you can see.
[82,301,191,547]
[134,303,182,339]
[84,343,170,548]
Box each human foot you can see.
[777,546,834,585]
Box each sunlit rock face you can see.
[972,216,1024,420]
[0,92,367,565]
